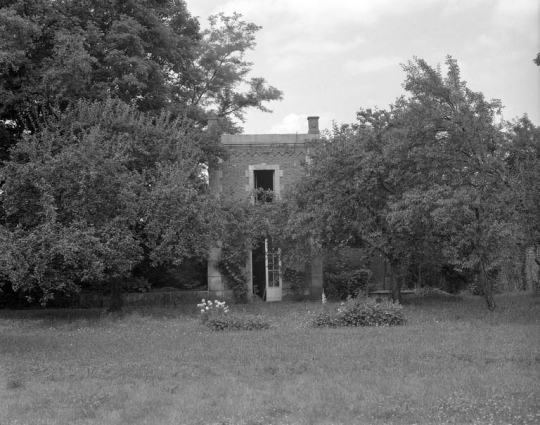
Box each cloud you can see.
[345,56,403,75]
[195,0,447,34]
[268,113,336,134]
[475,34,497,48]
[264,36,366,72]
[493,0,539,26]
[269,113,309,133]
[278,36,366,56]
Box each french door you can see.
[264,238,282,302]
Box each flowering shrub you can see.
[196,299,269,331]
[312,297,405,327]
[197,299,230,324]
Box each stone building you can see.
[207,116,323,301]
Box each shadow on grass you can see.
[403,291,463,306]
[0,308,107,322]
[1,292,537,326]
[0,305,199,324]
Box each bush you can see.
[323,261,372,300]
[468,269,503,296]
[196,299,269,331]
[312,297,405,327]
[123,277,151,293]
[284,267,306,301]
[205,313,270,331]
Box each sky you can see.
[185,0,540,134]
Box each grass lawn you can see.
[1,293,539,425]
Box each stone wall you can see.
[80,290,212,308]
[210,134,316,202]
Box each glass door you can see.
[265,238,282,302]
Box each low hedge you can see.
[205,313,270,331]
[312,297,405,327]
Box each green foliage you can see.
[323,260,371,300]
[506,116,540,246]
[216,200,253,303]
[216,190,310,303]
[0,0,201,158]
[467,269,502,296]
[197,299,230,322]
[0,1,282,162]
[123,277,151,294]
[176,12,283,133]
[133,259,207,291]
[312,297,405,328]
[0,99,220,304]
[204,313,270,331]
[197,299,269,331]
[290,56,523,309]
[0,2,282,305]
[283,267,306,301]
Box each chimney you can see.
[207,114,219,135]
[307,116,320,134]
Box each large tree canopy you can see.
[291,57,518,309]
[0,0,282,308]
[506,115,540,258]
[0,99,221,305]
[0,0,282,161]
[172,12,283,134]
[0,0,199,157]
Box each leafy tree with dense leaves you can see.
[214,187,310,302]
[506,115,540,292]
[0,99,221,309]
[0,0,201,160]
[395,57,518,309]
[172,12,283,134]
[291,57,516,309]
[0,0,283,308]
[0,1,282,162]
[290,119,429,303]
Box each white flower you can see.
[205,306,209,311]
[200,309,205,313]
[202,299,205,303]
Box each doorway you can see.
[250,167,282,301]
[252,237,282,301]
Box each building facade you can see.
[207,117,323,301]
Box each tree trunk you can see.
[109,280,123,312]
[479,262,496,310]
[389,260,402,303]
[525,246,539,292]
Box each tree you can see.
[0,1,282,308]
[0,1,282,162]
[0,99,221,309]
[289,120,422,303]
[506,115,540,292]
[173,12,283,133]
[290,57,515,309]
[0,0,201,160]
[394,56,518,309]
[534,53,540,66]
